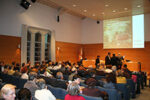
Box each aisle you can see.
[131,87,150,100]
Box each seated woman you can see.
[35,78,56,100]
[65,82,85,100]
[82,78,107,99]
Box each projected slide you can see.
[103,14,144,49]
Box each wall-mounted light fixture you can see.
[57,47,60,50]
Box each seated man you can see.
[0,84,16,100]
[35,78,56,100]
[24,72,38,99]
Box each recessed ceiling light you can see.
[124,8,128,10]
[137,5,141,8]
[105,4,109,7]
[92,14,96,16]
[72,4,77,7]
[112,10,116,12]
[83,10,87,12]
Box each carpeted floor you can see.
[131,87,150,100]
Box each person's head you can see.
[36,78,46,89]
[42,61,46,65]
[97,55,100,58]
[28,72,37,81]
[1,84,16,100]
[48,61,52,65]
[73,75,81,84]
[113,54,115,57]
[8,66,12,70]
[56,72,63,79]
[106,74,111,83]
[106,72,116,83]
[85,78,97,88]
[112,66,117,72]
[17,88,31,100]
[67,82,80,96]
[123,64,127,68]
[108,52,111,56]
[12,62,16,66]
[21,63,25,67]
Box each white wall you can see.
[81,18,103,44]
[0,0,150,44]
[144,14,150,41]
[0,0,82,43]
[81,14,150,44]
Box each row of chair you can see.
[0,72,104,100]
[47,85,103,100]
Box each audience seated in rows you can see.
[0,59,146,100]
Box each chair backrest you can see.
[79,94,103,100]
[96,86,121,100]
[63,75,69,80]
[116,84,130,100]
[80,82,121,100]
[47,85,67,100]
[95,75,105,80]
[127,79,136,98]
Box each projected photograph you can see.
[104,16,132,49]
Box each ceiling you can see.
[37,0,150,20]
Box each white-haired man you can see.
[1,84,16,100]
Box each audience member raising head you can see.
[0,84,16,100]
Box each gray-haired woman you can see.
[65,82,85,100]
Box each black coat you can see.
[105,56,111,65]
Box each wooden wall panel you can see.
[56,41,82,63]
[0,35,21,64]
[0,35,150,72]
[83,42,150,72]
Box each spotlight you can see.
[20,0,31,10]
[31,0,36,3]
